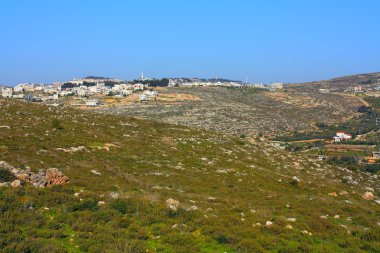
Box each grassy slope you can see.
[0,99,379,253]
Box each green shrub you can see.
[0,168,16,182]
[71,199,99,212]
[51,119,63,130]
[110,199,129,214]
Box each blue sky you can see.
[0,0,379,85]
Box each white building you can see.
[76,87,89,97]
[89,86,101,94]
[168,79,177,87]
[13,84,25,93]
[143,90,158,99]
[120,90,133,96]
[271,82,283,89]
[139,94,149,101]
[85,100,101,107]
[319,89,330,93]
[133,83,145,91]
[1,88,13,98]
[48,94,59,100]
[333,132,352,142]
[12,94,24,99]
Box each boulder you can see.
[0,161,14,170]
[16,172,30,181]
[11,180,21,188]
[0,161,19,174]
[362,192,374,200]
[166,198,180,210]
[0,182,10,187]
[187,205,198,211]
[45,168,69,187]
[292,176,300,182]
[302,230,312,236]
[284,225,293,230]
[109,192,119,199]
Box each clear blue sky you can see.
[1,0,379,85]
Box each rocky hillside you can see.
[0,98,379,252]
[97,87,363,137]
[290,72,380,91]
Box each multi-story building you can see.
[1,87,13,98]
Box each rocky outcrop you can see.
[166,198,180,211]
[0,161,69,188]
[45,168,70,187]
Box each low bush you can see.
[0,168,16,182]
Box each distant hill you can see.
[84,76,111,80]
[290,72,380,91]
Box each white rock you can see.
[266,221,273,226]
[109,192,119,199]
[10,180,21,188]
[187,205,198,211]
[166,198,180,211]
[292,176,300,182]
[91,170,101,176]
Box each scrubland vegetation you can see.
[0,99,379,252]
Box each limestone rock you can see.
[45,168,69,187]
[285,224,293,230]
[166,198,180,210]
[362,192,374,200]
[109,192,119,199]
[266,221,273,226]
[0,182,10,187]
[292,176,300,182]
[11,180,21,188]
[187,205,198,211]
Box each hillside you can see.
[290,72,380,91]
[0,98,379,252]
[97,87,363,136]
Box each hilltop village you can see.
[2,73,380,175]
[0,74,285,107]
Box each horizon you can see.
[1,0,380,85]
[2,71,380,87]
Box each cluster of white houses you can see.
[179,81,284,90]
[0,78,151,103]
[1,76,285,104]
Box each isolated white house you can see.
[333,132,352,142]
[85,100,101,107]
